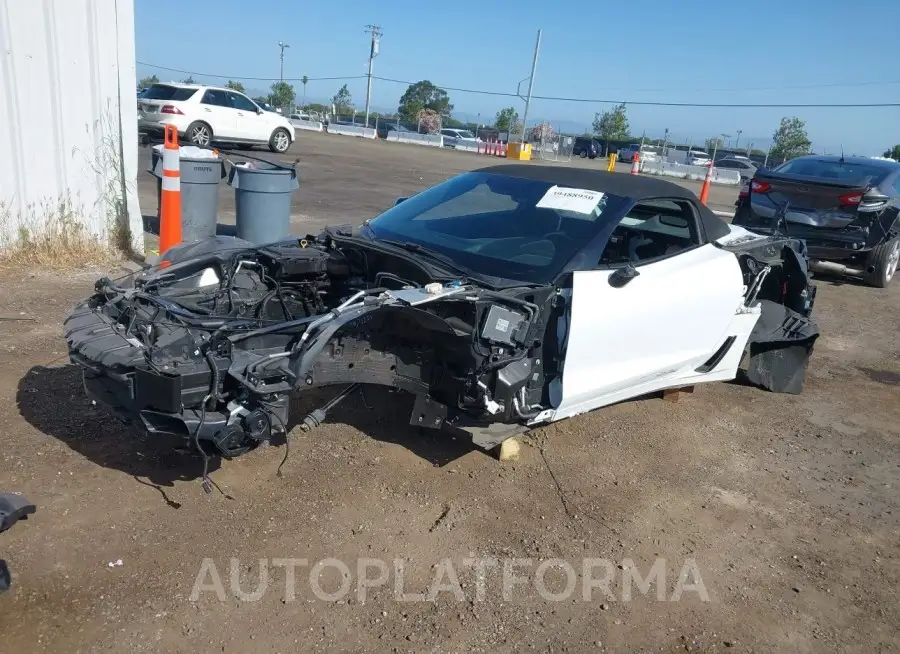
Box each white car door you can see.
[197,89,237,139]
[227,91,270,143]
[542,199,760,424]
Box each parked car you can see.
[138,83,295,152]
[573,137,601,159]
[733,155,900,287]
[618,144,660,163]
[65,166,818,462]
[686,150,712,166]
[377,123,414,139]
[440,128,479,148]
[715,157,758,179]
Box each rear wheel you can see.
[268,128,291,153]
[865,237,900,288]
[185,121,212,146]
[579,150,587,158]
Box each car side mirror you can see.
[394,197,408,206]
[609,263,640,287]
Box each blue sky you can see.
[135,0,900,155]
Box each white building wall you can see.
[0,0,143,253]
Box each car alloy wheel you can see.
[273,130,290,153]
[886,239,900,284]
[189,124,210,146]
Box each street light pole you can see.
[735,129,743,149]
[277,41,290,81]
[363,25,382,129]
[519,29,542,143]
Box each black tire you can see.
[579,150,587,158]
[185,121,212,147]
[864,237,900,288]
[268,128,291,153]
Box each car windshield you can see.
[143,85,198,101]
[366,172,629,284]
[774,159,892,184]
[457,131,475,139]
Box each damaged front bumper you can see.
[65,269,553,458]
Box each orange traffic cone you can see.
[699,162,712,205]
[630,152,640,175]
[158,125,182,264]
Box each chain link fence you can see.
[528,128,575,163]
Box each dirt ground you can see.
[1,140,898,653]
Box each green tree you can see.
[332,84,353,112]
[269,81,296,109]
[225,80,245,93]
[138,74,159,88]
[592,103,629,142]
[770,117,811,161]
[181,76,195,84]
[301,75,309,102]
[883,144,900,160]
[705,137,724,151]
[494,107,519,132]
[398,80,452,122]
[304,103,330,115]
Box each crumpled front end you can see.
[65,237,555,458]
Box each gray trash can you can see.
[227,161,299,245]
[150,148,225,243]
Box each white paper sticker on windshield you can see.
[535,186,605,214]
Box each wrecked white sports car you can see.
[65,166,818,463]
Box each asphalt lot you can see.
[137,130,740,248]
[1,129,897,652]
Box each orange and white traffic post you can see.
[699,161,712,205]
[158,124,183,262]
[630,151,640,175]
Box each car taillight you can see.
[160,105,184,115]
[750,181,770,194]
[838,192,862,206]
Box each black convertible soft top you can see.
[476,164,731,241]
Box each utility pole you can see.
[735,129,743,149]
[363,24,382,129]
[277,41,290,81]
[720,133,731,155]
[517,29,542,143]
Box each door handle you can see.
[237,112,244,116]
[203,108,211,112]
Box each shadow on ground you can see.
[287,384,480,466]
[17,367,478,498]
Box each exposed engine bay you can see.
[65,233,559,459]
[65,227,818,463]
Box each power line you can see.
[371,76,900,107]
[572,79,900,93]
[136,62,900,108]
[136,62,365,83]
